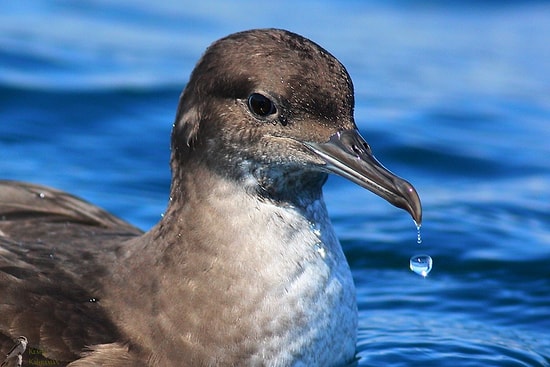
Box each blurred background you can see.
[1,1,549,365]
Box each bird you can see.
[0,29,421,366]
[1,336,27,367]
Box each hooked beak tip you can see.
[396,179,422,226]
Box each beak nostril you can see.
[351,143,371,157]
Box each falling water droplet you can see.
[410,254,433,277]
[416,223,422,244]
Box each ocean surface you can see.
[1,1,549,366]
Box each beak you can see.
[305,129,422,225]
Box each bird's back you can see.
[0,180,142,365]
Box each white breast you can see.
[242,197,358,366]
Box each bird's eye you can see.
[247,93,277,117]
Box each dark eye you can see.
[247,93,277,117]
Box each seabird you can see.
[0,29,421,366]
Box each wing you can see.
[0,181,143,365]
[0,180,139,230]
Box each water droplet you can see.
[38,192,46,199]
[314,242,326,259]
[309,222,321,237]
[410,254,433,277]
[416,223,422,244]
[89,298,97,303]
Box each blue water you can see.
[1,1,549,365]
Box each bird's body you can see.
[0,29,421,366]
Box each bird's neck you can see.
[151,163,335,273]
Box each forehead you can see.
[212,31,350,84]
[198,30,354,120]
